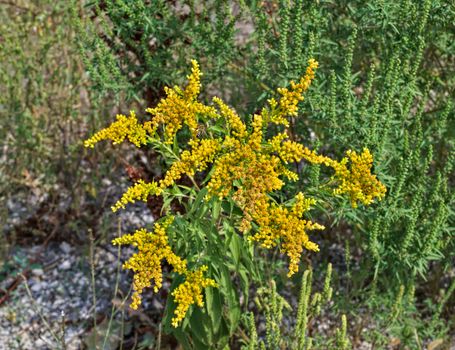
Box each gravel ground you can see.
[1,241,124,349]
[1,176,157,350]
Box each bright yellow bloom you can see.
[171,265,217,327]
[250,193,323,276]
[144,60,219,143]
[248,114,264,151]
[184,59,203,101]
[331,148,387,208]
[84,111,147,148]
[112,138,222,213]
[276,58,318,117]
[270,137,386,208]
[112,216,186,309]
[159,138,221,189]
[213,97,247,139]
[205,126,325,274]
[111,180,161,212]
[113,216,217,326]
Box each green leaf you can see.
[172,328,192,350]
[189,307,211,346]
[229,233,241,268]
[212,198,222,223]
[206,286,222,335]
[238,266,250,306]
[187,187,208,217]
[162,274,185,333]
[219,266,241,334]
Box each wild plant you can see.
[243,264,350,350]
[84,59,385,348]
[71,0,247,105]
[0,1,115,240]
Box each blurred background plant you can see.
[0,0,124,248]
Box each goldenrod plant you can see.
[85,59,385,347]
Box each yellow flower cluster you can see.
[330,148,387,208]
[159,138,221,189]
[199,108,323,274]
[276,58,318,117]
[184,59,203,101]
[270,139,387,209]
[111,179,161,212]
[113,216,217,326]
[112,216,185,309]
[144,60,219,143]
[171,265,218,327]
[111,139,220,212]
[251,193,324,277]
[84,111,147,148]
[213,97,247,139]
[88,58,386,280]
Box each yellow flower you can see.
[171,265,217,327]
[112,180,161,212]
[248,114,264,151]
[159,138,221,190]
[112,216,187,309]
[331,148,387,207]
[276,58,318,117]
[113,216,218,326]
[184,59,203,101]
[213,97,248,139]
[145,60,219,143]
[84,111,147,148]
[268,135,386,209]
[250,193,323,276]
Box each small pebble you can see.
[32,268,44,276]
[60,242,72,254]
[59,260,72,270]
[30,283,42,293]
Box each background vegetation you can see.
[1,0,454,349]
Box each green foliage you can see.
[71,0,251,104]
[243,264,351,350]
[359,281,454,349]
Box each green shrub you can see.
[71,0,250,105]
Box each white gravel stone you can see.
[60,241,72,254]
[32,268,44,276]
[59,260,72,270]
[30,282,43,293]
